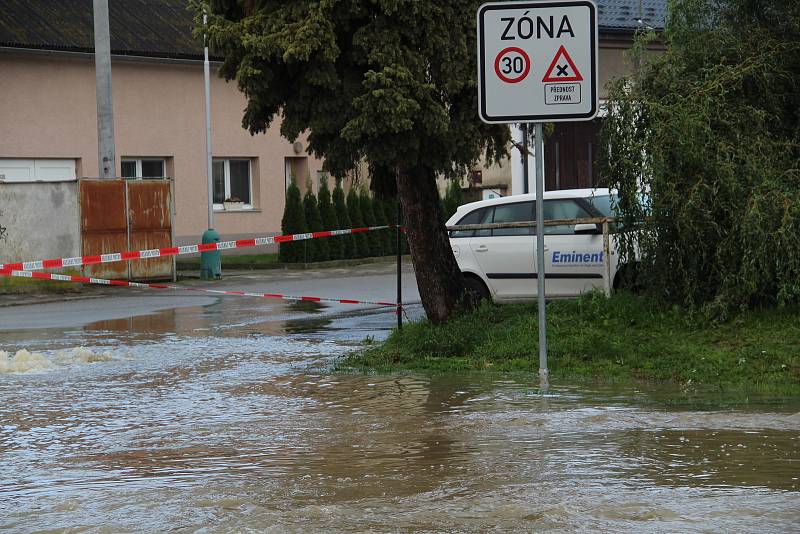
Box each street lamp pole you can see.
[204,13,214,230]
[200,12,221,279]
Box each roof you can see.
[0,0,203,60]
[0,0,667,60]
[597,0,667,32]
[449,188,613,222]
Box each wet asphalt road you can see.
[0,261,421,330]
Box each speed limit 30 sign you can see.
[477,1,598,123]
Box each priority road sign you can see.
[477,1,598,123]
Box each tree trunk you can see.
[396,165,467,323]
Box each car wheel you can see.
[463,275,491,304]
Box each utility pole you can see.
[92,0,116,178]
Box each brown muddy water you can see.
[1,297,798,532]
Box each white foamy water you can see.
[0,349,54,373]
[55,347,115,364]
[0,347,116,374]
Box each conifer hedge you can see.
[318,178,342,260]
[303,185,327,262]
[280,181,306,263]
[347,188,369,258]
[359,190,381,257]
[372,196,393,257]
[279,180,409,263]
[332,179,354,259]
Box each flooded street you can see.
[1,274,798,532]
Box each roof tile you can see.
[0,0,668,60]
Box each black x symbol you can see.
[556,64,569,76]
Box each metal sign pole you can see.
[477,1,598,390]
[534,122,548,388]
[521,123,530,195]
[397,202,403,330]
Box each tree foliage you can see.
[441,180,464,223]
[197,0,511,322]
[280,180,307,263]
[600,0,800,319]
[201,0,508,181]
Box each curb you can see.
[176,255,411,274]
[0,292,107,308]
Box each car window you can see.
[543,199,591,234]
[492,201,533,236]
[583,194,615,217]
[450,207,491,238]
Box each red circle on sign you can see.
[494,47,531,84]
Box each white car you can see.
[447,188,626,302]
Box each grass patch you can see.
[338,292,800,395]
[0,269,82,294]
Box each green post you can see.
[200,228,221,280]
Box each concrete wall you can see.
[0,181,80,264]
[0,51,325,246]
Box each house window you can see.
[284,156,309,191]
[0,159,76,182]
[121,158,166,179]
[213,158,252,209]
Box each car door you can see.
[449,206,492,277]
[469,201,537,299]
[543,198,605,296]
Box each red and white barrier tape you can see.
[0,225,396,272]
[0,269,400,309]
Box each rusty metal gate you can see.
[80,179,175,281]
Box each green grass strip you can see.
[338,292,800,396]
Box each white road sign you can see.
[477,1,598,123]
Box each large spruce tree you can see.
[199,1,509,322]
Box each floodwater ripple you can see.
[0,300,798,532]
